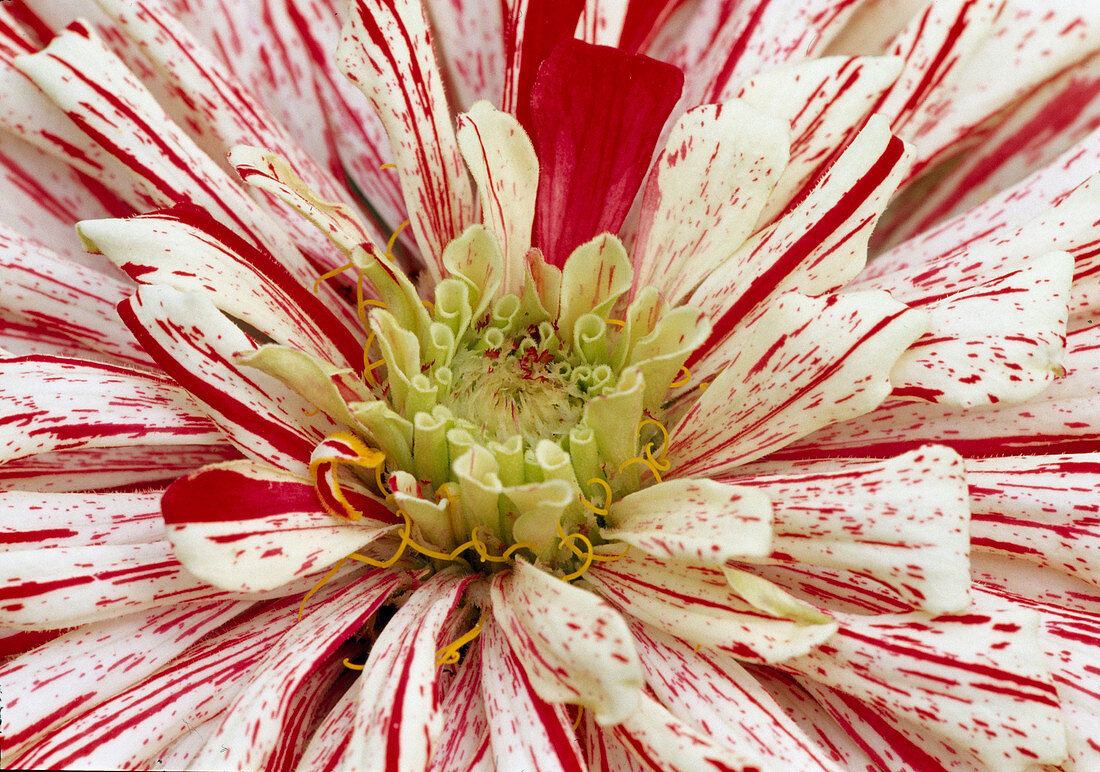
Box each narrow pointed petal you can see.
[0,225,151,367]
[586,550,837,664]
[731,447,971,613]
[6,591,324,770]
[118,285,340,473]
[456,100,539,296]
[967,453,1100,587]
[687,117,912,379]
[430,0,505,110]
[499,0,586,127]
[0,541,219,630]
[491,559,644,724]
[479,613,587,771]
[161,461,398,592]
[337,0,475,276]
[528,39,682,266]
[582,712,650,772]
[336,570,474,770]
[630,623,844,771]
[0,600,246,754]
[427,646,492,772]
[630,100,789,303]
[0,489,165,550]
[612,691,762,771]
[781,609,1067,771]
[602,479,773,566]
[779,325,1100,460]
[0,355,223,464]
[16,22,317,286]
[79,204,366,370]
[190,570,407,771]
[671,291,927,477]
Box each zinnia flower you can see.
[1,0,1098,769]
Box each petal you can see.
[93,0,380,267]
[456,100,539,296]
[602,479,773,566]
[189,569,407,771]
[491,559,644,724]
[0,354,223,464]
[778,324,1100,461]
[427,645,492,772]
[0,225,151,368]
[479,612,587,772]
[528,39,682,267]
[118,285,340,473]
[670,290,927,477]
[430,0,504,110]
[611,691,761,771]
[161,460,397,592]
[885,250,1073,407]
[968,453,1100,587]
[629,623,844,771]
[79,203,366,370]
[781,609,1067,771]
[630,100,789,304]
[334,569,474,770]
[16,21,317,286]
[0,541,217,631]
[0,599,246,753]
[586,550,837,664]
[7,590,319,769]
[500,0,586,127]
[734,55,904,224]
[336,0,475,276]
[731,446,972,613]
[687,116,912,379]
[581,713,650,772]
[0,489,165,550]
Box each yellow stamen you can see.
[636,419,669,457]
[619,455,663,484]
[573,707,584,729]
[643,442,671,473]
[303,406,322,417]
[298,557,347,620]
[698,381,710,391]
[558,529,596,582]
[380,163,398,170]
[669,365,691,388]
[580,477,612,516]
[386,219,411,258]
[589,544,630,563]
[435,608,489,667]
[374,462,391,496]
[421,299,435,315]
[605,318,625,329]
[343,658,366,671]
[471,527,509,563]
[312,261,355,294]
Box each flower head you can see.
[1,0,1099,770]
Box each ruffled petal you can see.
[0,354,223,464]
[491,560,644,724]
[337,0,475,276]
[161,460,397,592]
[601,479,773,566]
[479,612,587,771]
[671,290,927,477]
[586,550,837,664]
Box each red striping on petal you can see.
[528,39,683,267]
[501,0,586,129]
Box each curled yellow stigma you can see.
[312,260,355,294]
[605,318,625,329]
[435,608,490,667]
[557,525,596,582]
[580,477,613,516]
[380,163,398,170]
[385,219,411,259]
[343,659,366,671]
[669,365,691,388]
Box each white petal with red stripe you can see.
[602,479,773,566]
[427,646,492,771]
[671,290,927,477]
[479,612,587,772]
[630,99,789,304]
[781,609,1067,771]
[0,354,222,464]
[732,446,971,613]
[1,489,165,550]
[337,0,474,275]
[586,550,836,664]
[161,460,398,592]
[491,560,644,724]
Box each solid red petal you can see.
[528,39,683,267]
